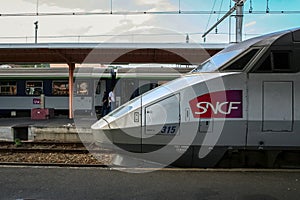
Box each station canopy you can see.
[0,43,225,65]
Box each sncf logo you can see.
[189,90,243,118]
[195,102,241,115]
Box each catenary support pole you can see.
[235,1,244,43]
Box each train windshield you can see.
[192,31,277,73]
[107,97,141,118]
[192,49,243,72]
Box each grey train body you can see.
[92,28,300,168]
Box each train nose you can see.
[91,118,110,130]
[91,118,113,147]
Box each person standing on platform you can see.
[101,91,109,117]
[108,89,116,112]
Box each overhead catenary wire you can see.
[0,0,296,16]
[205,0,218,33]
[202,0,242,40]
[0,10,299,17]
[217,0,225,21]
[215,0,224,34]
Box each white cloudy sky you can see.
[0,0,299,43]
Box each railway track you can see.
[0,148,89,154]
[0,141,113,166]
[1,141,300,169]
[0,141,86,147]
[0,141,112,154]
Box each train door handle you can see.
[185,108,190,121]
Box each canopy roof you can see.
[0,43,225,65]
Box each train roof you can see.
[223,27,300,53]
[193,27,300,73]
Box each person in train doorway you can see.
[101,91,109,117]
[108,88,116,112]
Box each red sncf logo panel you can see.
[189,90,243,118]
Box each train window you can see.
[255,51,291,72]
[256,54,272,72]
[223,49,259,71]
[25,81,43,95]
[273,52,291,70]
[193,49,243,72]
[130,83,159,100]
[0,81,17,95]
[52,81,69,96]
[76,81,89,95]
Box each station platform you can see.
[0,117,97,143]
[1,166,299,200]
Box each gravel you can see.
[0,152,112,165]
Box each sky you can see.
[0,0,299,44]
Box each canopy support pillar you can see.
[68,63,75,119]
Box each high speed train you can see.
[91,28,300,168]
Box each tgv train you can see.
[0,67,189,117]
[92,28,300,168]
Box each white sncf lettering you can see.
[195,102,241,115]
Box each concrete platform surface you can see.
[0,117,75,127]
[0,117,97,142]
[0,166,299,200]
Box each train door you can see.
[262,82,293,131]
[94,79,106,115]
[247,49,298,147]
[74,79,93,113]
[121,79,137,104]
[141,92,196,166]
[142,94,180,147]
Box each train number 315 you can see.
[160,125,177,134]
